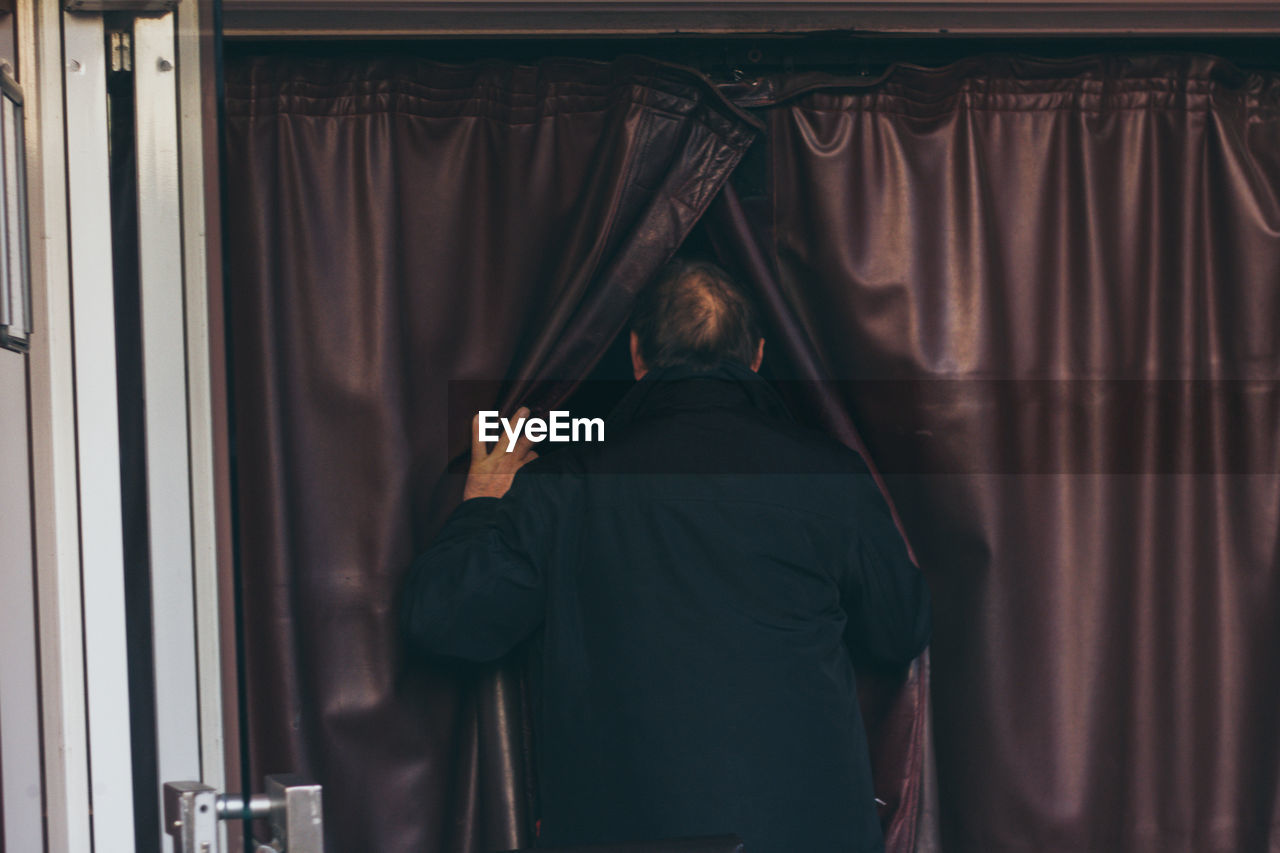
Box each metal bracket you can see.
[262,775,325,852]
[163,781,219,853]
[164,776,324,853]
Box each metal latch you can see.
[164,775,325,853]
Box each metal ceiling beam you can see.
[221,1,1280,39]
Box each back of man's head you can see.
[631,259,762,372]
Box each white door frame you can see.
[0,351,44,853]
[18,0,92,846]
[173,0,234,821]
[19,0,226,848]
[62,14,138,849]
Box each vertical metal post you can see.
[19,0,93,844]
[132,13,204,853]
[174,0,232,831]
[63,11,137,851]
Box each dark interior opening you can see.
[106,14,161,853]
[223,34,1280,74]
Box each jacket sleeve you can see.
[400,469,554,663]
[840,467,933,670]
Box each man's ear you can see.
[630,331,648,380]
[750,338,765,372]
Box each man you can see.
[401,260,931,853]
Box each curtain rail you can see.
[222,2,1280,39]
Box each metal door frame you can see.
[19,0,227,848]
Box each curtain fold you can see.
[746,54,1280,853]
[223,55,756,853]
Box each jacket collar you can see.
[606,360,793,430]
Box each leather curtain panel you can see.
[223,50,1280,853]
[223,56,756,853]
[721,55,1279,853]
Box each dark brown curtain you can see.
[722,55,1280,853]
[224,48,1280,853]
[222,55,757,853]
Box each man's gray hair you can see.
[630,259,762,371]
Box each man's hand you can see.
[463,407,539,500]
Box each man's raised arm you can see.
[400,410,550,662]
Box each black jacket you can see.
[402,362,932,853]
